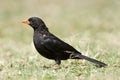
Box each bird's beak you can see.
[22,20,30,25]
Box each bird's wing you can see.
[43,34,78,53]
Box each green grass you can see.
[0,0,120,80]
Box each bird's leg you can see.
[69,53,75,59]
[69,53,82,59]
[69,53,79,59]
[55,59,61,65]
[52,59,61,69]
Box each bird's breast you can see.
[34,34,44,46]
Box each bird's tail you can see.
[72,54,107,67]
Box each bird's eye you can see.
[28,19,32,22]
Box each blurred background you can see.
[0,0,120,40]
[0,0,120,80]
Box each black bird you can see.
[22,17,107,68]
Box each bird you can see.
[22,17,107,68]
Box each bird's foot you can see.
[52,64,60,69]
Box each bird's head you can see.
[22,17,46,30]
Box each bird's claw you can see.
[52,64,60,69]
